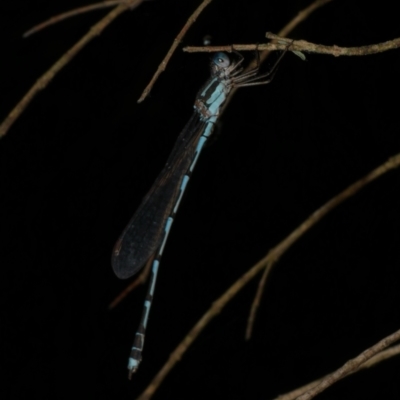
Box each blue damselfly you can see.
[112,49,287,378]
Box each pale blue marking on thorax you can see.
[195,74,231,124]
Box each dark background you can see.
[1,1,400,399]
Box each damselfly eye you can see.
[212,52,230,68]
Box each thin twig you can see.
[247,151,400,338]
[279,0,332,37]
[244,31,400,340]
[135,155,400,399]
[137,0,214,103]
[0,0,144,139]
[245,258,271,339]
[243,0,333,70]
[219,0,333,127]
[23,1,130,37]
[184,34,400,56]
[275,344,400,400]
[295,329,400,400]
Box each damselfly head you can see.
[211,52,231,75]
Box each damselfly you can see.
[112,49,288,378]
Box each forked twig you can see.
[137,153,400,399]
[295,329,400,400]
[275,343,400,400]
[244,29,400,339]
[218,0,333,127]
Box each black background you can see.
[1,1,400,399]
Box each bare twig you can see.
[246,149,400,338]
[295,329,400,400]
[243,30,400,341]
[135,154,400,398]
[184,34,400,56]
[245,258,271,340]
[0,0,144,139]
[243,0,333,72]
[218,0,333,128]
[266,32,400,56]
[23,1,130,37]
[278,0,332,37]
[137,0,214,103]
[275,344,400,400]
